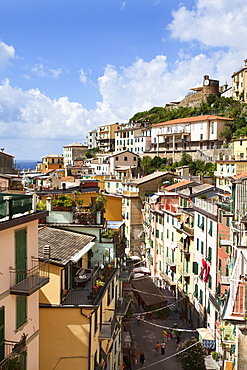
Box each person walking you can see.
[140,351,145,366]
[155,341,161,356]
[161,340,166,355]
[137,315,141,326]
[141,314,145,326]
[131,350,137,364]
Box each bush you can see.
[178,337,207,370]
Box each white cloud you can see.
[31,63,63,79]
[120,2,126,11]
[0,41,15,69]
[79,68,88,85]
[168,0,247,49]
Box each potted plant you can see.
[101,229,115,241]
[52,195,74,211]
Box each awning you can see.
[70,242,95,263]
[133,267,150,274]
[197,328,215,349]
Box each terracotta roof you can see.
[61,176,74,181]
[127,171,175,186]
[164,180,194,191]
[38,227,95,266]
[153,115,233,127]
[231,171,247,180]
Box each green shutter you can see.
[193,262,198,275]
[0,306,4,361]
[16,296,27,329]
[193,284,198,298]
[15,229,27,284]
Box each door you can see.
[0,306,4,362]
[15,229,27,283]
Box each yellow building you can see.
[231,59,247,102]
[37,154,64,172]
[97,123,120,152]
[39,222,127,370]
[0,194,49,369]
[215,138,247,191]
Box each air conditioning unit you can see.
[117,297,123,307]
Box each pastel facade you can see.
[0,194,48,369]
[150,115,233,159]
[231,59,247,102]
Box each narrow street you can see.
[129,301,196,370]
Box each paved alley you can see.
[129,305,196,370]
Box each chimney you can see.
[46,197,52,211]
[43,245,50,259]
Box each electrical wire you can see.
[136,340,201,369]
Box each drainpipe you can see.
[81,309,95,370]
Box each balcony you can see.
[0,339,26,369]
[9,259,49,296]
[0,194,33,222]
[61,263,118,306]
[99,315,120,340]
[164,257,176,268]
[164,203,182,214]
[182,224,194,236]
[115,295,131,317]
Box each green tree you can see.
[178,337,207,370]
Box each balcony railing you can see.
[99,315,120,340]
[10,259,49,296]
[0,194,33,222]
[164,257,176,267]
[0,340,26,369]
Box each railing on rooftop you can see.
[9,258,50,296]
[0,194,33,221]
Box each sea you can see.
[15,160,39,172]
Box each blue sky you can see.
[0,0,247,160]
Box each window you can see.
[167,215,169,223]
[193,262,198,275]
[172,232,174,242]
[219,210,223,223]
[199,290,203,305]
[161,232,163,241]
[226,217,230,227]
[207,247,212,262]
[156,230,159,238]
[108,182,110,188]
[208,275,212,290]
[211,122,214,134]
[193,284,198,298]
[16,296,27,329]
[197,238,199,251]
[124,156,127,161]
[197,214,200,227]
[200,134,203,140]
[208,220,213,236]
[133,157,136,161]
[167,229,169,239]
[116,156,119,161]
[201,241,204,255]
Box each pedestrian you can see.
[152,318,156,330]
[137,315,141,326]
[140,351,145,366]
[155,341,161,356]
[141,314,145,326]
[163,328,168,342]
[131,350,137,364]
[167,331,171,341]
[161,340,166,355]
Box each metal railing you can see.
[9,259,49,295]
[0,340,26,369]
[0,194,33,221]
